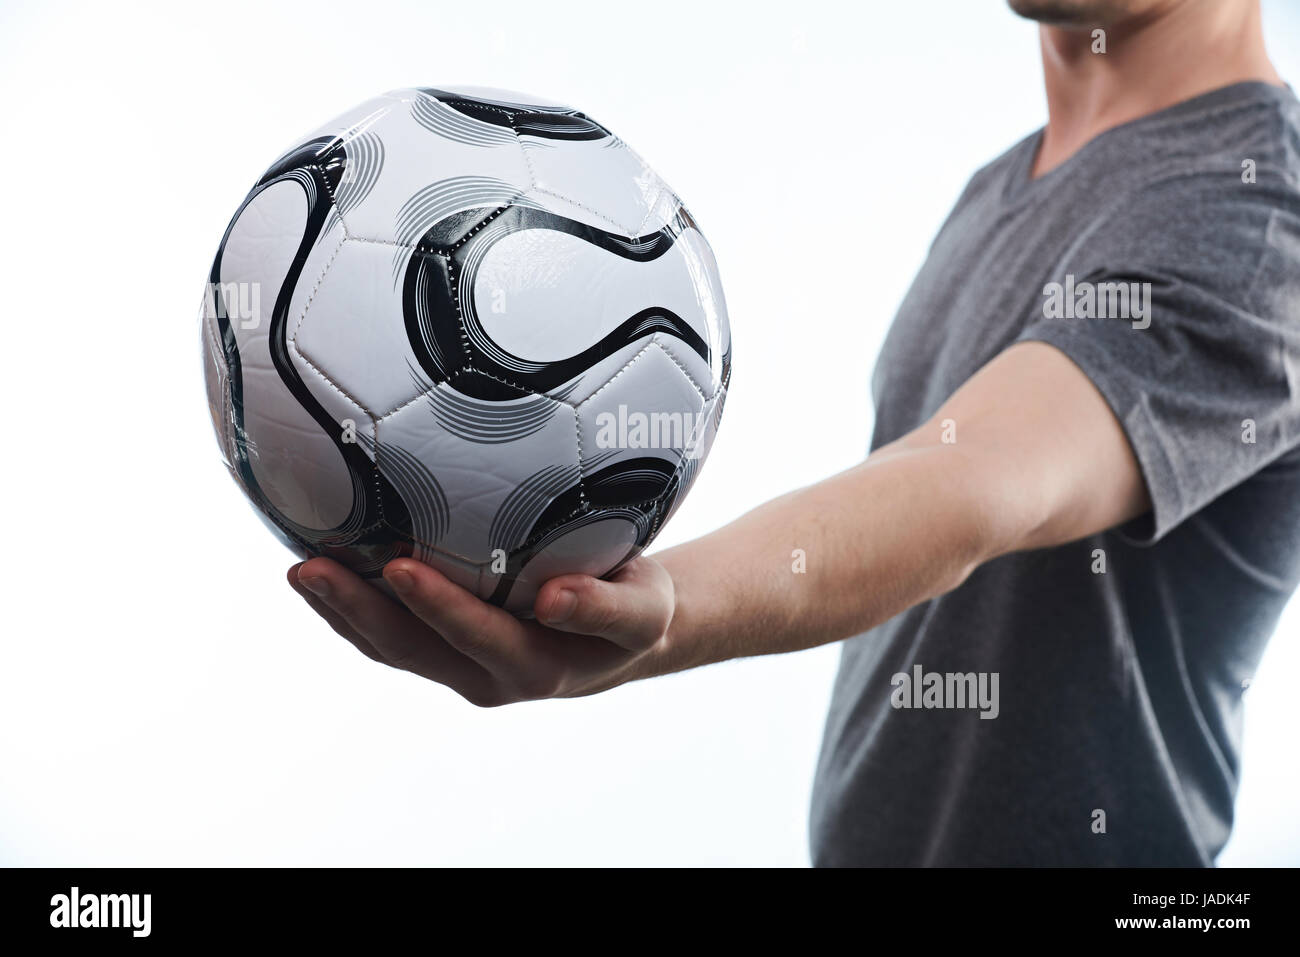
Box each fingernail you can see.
[301,577,330,598]
[386,568,414,593]
[546,588,577,624]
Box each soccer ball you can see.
[200,87,731,613]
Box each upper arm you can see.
[897,340,1151,554]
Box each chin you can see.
[1006,0,1148,27]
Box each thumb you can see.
[534,559,674,651]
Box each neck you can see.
[1033,0,1282,178]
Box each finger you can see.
[296,557,494,698]
[287,563,387,663]
[382,559,539,676]
[533,558,673,651]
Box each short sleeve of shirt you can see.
[1015,174,1300,544]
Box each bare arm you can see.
[651,339,1150,673]
[288,341,1149,704]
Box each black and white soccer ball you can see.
[201,87,731,613]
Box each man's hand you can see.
[287,554,676,706]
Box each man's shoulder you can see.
[1124,83,1300,192]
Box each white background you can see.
[0,0,1295,866]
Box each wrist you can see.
[645,545,710,677]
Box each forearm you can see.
[646,438,1027,676]
[630,342,1151,680]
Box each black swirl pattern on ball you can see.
[400,203,711,401]
[208,135,414,559]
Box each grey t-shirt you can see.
[809,82,1300,866]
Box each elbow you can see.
[946,447,1054,580]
